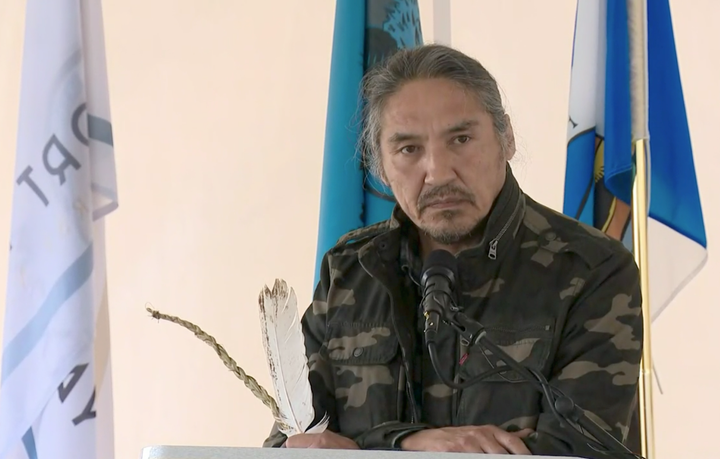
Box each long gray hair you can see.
[359,44,510,180]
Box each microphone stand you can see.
[424,304,638,459]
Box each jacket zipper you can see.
[397,364,405,421]
[487,195,523,260]
[451,335,467,425]
[453,194,522,421]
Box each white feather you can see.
[258,279,329,436]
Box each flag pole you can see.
[432,0,451,45]
[627,1,655,458]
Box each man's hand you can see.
[284,430,360,450]
[401,425,534,454]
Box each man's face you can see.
[379,78,514,246]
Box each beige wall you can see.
[0,1,717,458]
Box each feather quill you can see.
[258,279,329,436]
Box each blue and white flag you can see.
[0,1,117,458]
[564,0,707,321]
[314,0,423,285]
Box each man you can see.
[264,44,642,457]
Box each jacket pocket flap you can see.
[321,322,399,365]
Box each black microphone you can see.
[420,249,459,346]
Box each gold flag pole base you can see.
[631,138,655,459]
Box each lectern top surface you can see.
[141,445,581,459]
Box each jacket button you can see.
[544,231,557,241]
[353,348,364,357]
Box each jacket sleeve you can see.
[262,253,340,447]
[524,249,644,459]
[353,421,432,449]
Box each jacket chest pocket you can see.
[455,325,554,427]
[320,322,401,435]
[458,325,553,383]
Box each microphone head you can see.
[420,249,459,288]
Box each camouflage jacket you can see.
[264,169,643,458]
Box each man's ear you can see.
[503,114,516,161]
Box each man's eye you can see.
[455,135,471,144]
[400,145,418,154]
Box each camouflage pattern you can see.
[264,168,643,458]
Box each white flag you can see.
[0,0,117,458]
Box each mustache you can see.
[417,184,475,211]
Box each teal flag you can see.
[314,0,423,285]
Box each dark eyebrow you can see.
[387,132,421,145]
[386,119,479,145]
[445,119,479,134]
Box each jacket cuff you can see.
[354,422,432,450]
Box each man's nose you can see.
[423,145,456,186]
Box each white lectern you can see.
[141,445,582,459]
